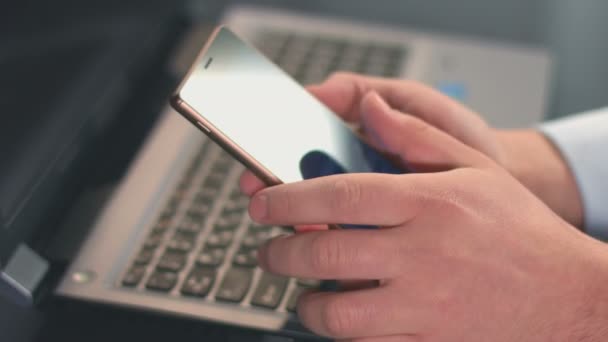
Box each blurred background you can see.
[1,1,607,341]
[5,0,607,116]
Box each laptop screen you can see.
[0,41,96,227]
[0,38,114,265]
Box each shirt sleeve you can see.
[539,107,608,239]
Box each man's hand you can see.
[241,73,583,227]
[244,93,608,341]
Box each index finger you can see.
[248,173,429,226]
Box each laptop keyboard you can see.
[121,144,310,310]
[121,29,406,315]
[257,30,407,84]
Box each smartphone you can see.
[171,26,404,187]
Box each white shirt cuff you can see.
[539,108,608,239]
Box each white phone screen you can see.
[179,27,403,184]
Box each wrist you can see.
[564,239,608,342]
[494,129,584,228]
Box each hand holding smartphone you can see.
[171,26,404,189]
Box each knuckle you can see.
[373,236,402,274]
[427,187,462,214]
[281,188,294,218]
[266,187,292,221]
[309,234,343,273]
[321,297,357,337]
[423,179,480,223]
[329,179,362,214]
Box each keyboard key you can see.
[287,286,308,312]
[143,233,163,249]
[196,247,226,267]
[367,50,390,65]
[364,64,390,77]
[160,209,175,220]
[172,186,190,200]
[232,247,258,268]
[259,41,288,60]
[211,159,233,173]
[338,60,363,73]
[260,46,282,61]
[177,216,205,235]
[196,187,220,203]
[134,248,155,265]
[146,271,178,292]
[204,172,226,189]
[206,230,235,248]
[222,197,248,213]
[258,30,289,47]
[167,233,196,253]
[282,59,304,76]
[251,273,288,309]
[181,267,216,297]
[287,35,316,54]
[186,203,211,219]
[185,165,200,179]
[122,265,146,287]
[156,252,187,272]
[166,197,180,212]
[342,44,365,62]
[230,187,247,199]
[214,221,240,232]
[241,230,272,249]
[386,62,402,77]
[215,267,253,302]
[152,218,171,234]
[216,210,243,228]
[176,177,191,191]
[389,47,407,63]
[191,146,209,166]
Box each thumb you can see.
[360,91,492,171]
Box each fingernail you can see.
[250,194,268,221]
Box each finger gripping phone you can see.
[171,26,402,186]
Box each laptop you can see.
[2,4,551,339]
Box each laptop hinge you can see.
[0,244,49,307]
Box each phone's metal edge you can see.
[173,98,282,187]
[170,26,283,188]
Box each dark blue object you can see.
[299,145,406,229]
